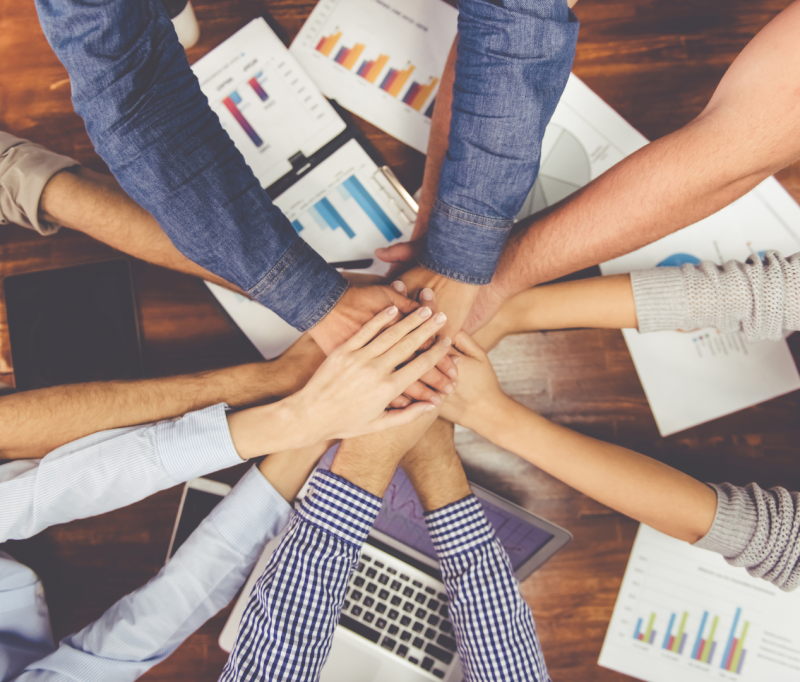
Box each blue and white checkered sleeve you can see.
[220,469,382,682]
[425,496,550,682]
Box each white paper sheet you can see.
[192,18,346,189]
[517,75,800,436]
[206,140,414,359]
[599,525,800,682]
[290,0,458,153]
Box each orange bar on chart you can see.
[410,77,439,111]
[387,65,415,97]
[365,54,390,83]
[316,32,342,57]
[342,43,366,70]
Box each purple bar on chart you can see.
[424,97,436,119]
[708,642,717,665]
[402,83,422,105]
[737,651,746,674]
[222,95,262,147]
[357,60,371,76]
[334,47,349,64]
[380,69,398,91]
[679,633,687,654]
[248,77,268,102]
[648,631,657,645]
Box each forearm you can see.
[21,466,292,682]
[420,0,578,283]
[414,38,457,239]
[474,275,637,350]
[0,359,313,460]
[474,397,716,543]
[35,0,346,330]
[492,2,800,297]
[427,496,548,681]
[221,470,381,682]
[0,404,244,542]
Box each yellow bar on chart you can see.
[388,65,415,97]
[317,32,342,57]
[342,43,365,70]
[410,77,439,111]
[365,54,390,83]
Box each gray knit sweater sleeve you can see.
[693,482,800,591]
[630,250,800,341]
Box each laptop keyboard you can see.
[338,545,457,679]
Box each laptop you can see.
[219,447,572,681]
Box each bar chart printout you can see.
[291,0,458,152]
[599,525,800,682]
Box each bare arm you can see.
[442,333,717,543]
[485,1,800,308]
[0,336,325,460]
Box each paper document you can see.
[192,18,346,189]
[207,139,415,359]
[599,525,800,682]
[290,0,458,153]
[517,75,800,435]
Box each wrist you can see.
[466,393,519,441]
[330,441,396,498]
[226,399,310,460]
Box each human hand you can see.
[462,280,509,335]
[309,282,418,355]
[375,238,423,278]
[397,266,480,348]
[330,405,440,497]
[400,418,471,512]
[439,331,508,432]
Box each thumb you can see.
[384,286,419,315]
[453,331,486,360]
[378,402,438,430]
[375,241,422,263]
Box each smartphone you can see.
[166,477,231,563]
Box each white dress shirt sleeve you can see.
[12,465,293,682]
[0,403,244,543]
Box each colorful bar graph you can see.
[248,75,268,102]
[339,175,401,241]
[222,93,262,147]
[722,612,749,674]
[721,608,741,671]
[403,77,439,111]
[338,43,365,70]
[316,32,342,57]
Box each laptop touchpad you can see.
[321,639,381,682]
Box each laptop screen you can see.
[372,467,554,571]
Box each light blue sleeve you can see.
[13,466,293,682]
[0,403,243,542]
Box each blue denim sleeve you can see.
[33,0,347,331]
[420,0,579,285]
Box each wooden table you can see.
[1,1,799,680]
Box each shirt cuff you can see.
[206,465,293,556]
[156,403,244,483]
[630,267,690,334]
[424,495,495,559]
[247,237,349,332]
[296,469,382,548]
[419,199,513,285]
[693,483,759,557]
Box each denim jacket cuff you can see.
[247,237,348,332]
[419,198,513,285]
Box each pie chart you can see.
[516,125,591,220]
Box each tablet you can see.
[4,259,143,390]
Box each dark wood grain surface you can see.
[2,1,799,680]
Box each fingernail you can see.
[447,368,458,379]
[423,404,436,413]
[387,306,398,316]
[443,384,455,395]
[420,288,434,301]
[453,356,461,365]
[433,312,447,324]
[418,306,432,318]
[453,381,458,388]
[442,337,452,347]
[429,394,442,406]
[391,280,405,293]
